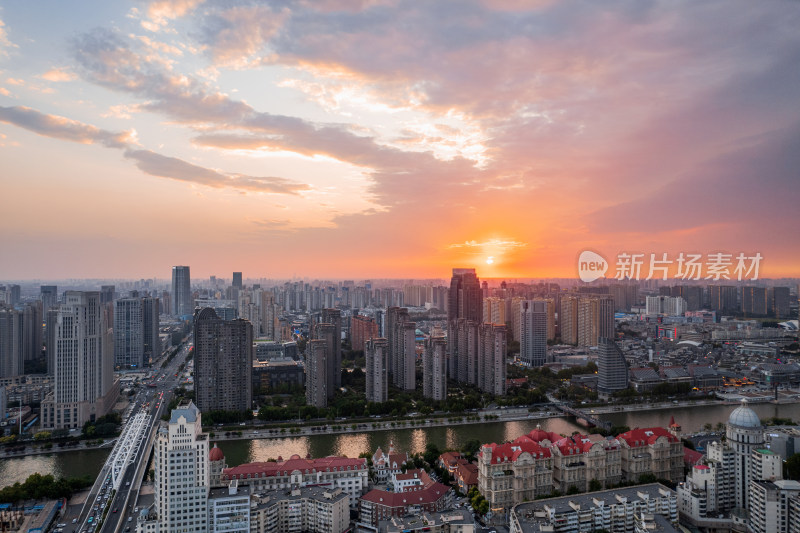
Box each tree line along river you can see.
[2,402,798,489]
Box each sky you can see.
[0,0,799,281]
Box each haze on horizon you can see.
[0,0,799,280]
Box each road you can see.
[55,337,193,533]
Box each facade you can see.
[597,337,628,395]
[519,300,547,367]
[617,427,683,483]
[423,335,447,401]
[171,265,192,317]
[321,308,343,390]
[749,480,800,533]
[0,306,24,378]
[708,284,737,314]
[142,297,160,363]
[250,486,350,533]
[208,482,250,533]
[154,401,210,532]
[314,322,338,399]
[232,272,242,289]
[387,308,416,391]
[365,338,389,403]
[351,315,379,352]
[508,483,678,533]
[114,297,144,369]
[576,296,614,347]
[559,296,579,344]
[305,339,328,408]
[645,296,687,316]
[251,359,304,394]
[372,445,409,483]
[479,323,506,396]
[222,454,368,508]
[478,438,554,511]
[447,268,483,381]
[359,482,453,527]
[193,308,253,413]
[41,291,116,429]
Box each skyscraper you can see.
[0,306,23,378]
[114,297,144,369]
[41,291,116,429]
[423,335,447,401]
[260,291,279,339]
[351,315,379,352]
[314,322,338,399]
[232,271,243,289]
[99,285,115,305]
[142,297,161,364]
[520,300,547,367]
[479,323,506,396]
[559,296,579,345]
[597,337,628,395]
[365,338,388,403]
[322,308,343,390]
[171,265,192,317]
[447,268,483,381]
[40,285,57,314]
[577,296,614,347]
[306,339,328,408]
[741,286,768,316]
[708,285,738,314]
[193,308,253,412]
[770,286,791,318]
[154,401,209,532]
[387,307,415,390]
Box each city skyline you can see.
[1,1,799,279]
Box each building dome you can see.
[728,399,761,428]
[209,444,224,462]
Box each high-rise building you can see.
[447,268,482,381]
[741,286,768,316]
[21,303,42,363]
[676,285,703,311]
[154,401,209,532]
[6,285,20,306]
[259,291,279,340]
[194,308,253,413]
[40,285,57,314]
[0,306,23,378]
[314,322,338,399]
[387,307,416,390]
[455,318,479,386]
[41,291,116,429]
[559,296,579,344]
[114,298,144,369]
[45,308,58,375]
[351,315,379,352]
[520,300,547,367]
[645,296,687,316]
[305,339,328,408]
[99,285,115,304]
[171,265,192,317]
[597,338,628,395]
[232,272,243,289]
[708,284,737,314]
[423,335,446,401]
[483,297,506,326]
[142,297,160,364]
[577,296,614,347]
[365,338,388,404]
[770,286,791,318]
[321,308,342,390]
[479,323,506,396]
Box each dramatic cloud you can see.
[0,105,133,148]
[123,149,312,194]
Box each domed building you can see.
[209,444,227,487]
[726,399,764,510]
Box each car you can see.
[58,524,67,528]
[113,508,118,513]
[126,481,130,486]
[128,517,133,522]
[87,518,93,524]
[134,507,138,513]
[72,519,78,524]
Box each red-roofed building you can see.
[455,462,479,494]
[477,440,553,511]
[684,447,704,468]
[359,482,453,526]
[550,433,622,493]
[617,427,683,482]
[372,442,409,483]
[438,451,468,475]
[222,454,368,508]
[392,468,434,492]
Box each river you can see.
[2,402,799,488]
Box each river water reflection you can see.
[2,401,798,488]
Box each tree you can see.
[786,453,800,480]
[462,439,482,461]
[589,479,602,492]
[423,443,441,466]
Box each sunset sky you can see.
[1,0,798,281]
